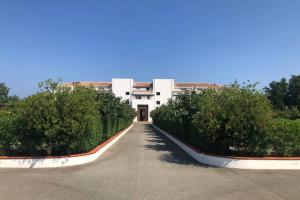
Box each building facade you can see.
[64,79,219,122]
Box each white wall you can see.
[153,79,174,109]
[112,78,133,101]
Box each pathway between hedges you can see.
[0,123,300,200]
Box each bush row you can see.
[0,81,135,156]
[151,83,300,157]
[271,119,300,156]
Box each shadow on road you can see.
[142,124,212,168]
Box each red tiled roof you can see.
[63,81,112,87]
[175,82,220,88]
[62,81,220,89]
[133,82,152,87]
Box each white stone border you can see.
[0,124,134,168]
[152,125,300,170]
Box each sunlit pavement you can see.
[0,123,299,200]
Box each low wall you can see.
[0,124,134,168]
[152,125,300,170]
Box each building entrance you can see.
[137,105,148,121]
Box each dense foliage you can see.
[0,80,135,156]
[0,83,19,110]
[271,119,300,156]
[151,82,300,157]
[96,91,136,141]
[0,111,19,155]
[265,75,300,119]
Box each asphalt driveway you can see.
[0,123,299,200]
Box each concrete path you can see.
[0,123,299,200]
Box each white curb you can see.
[152,124,300,170]
[0,124,134,168]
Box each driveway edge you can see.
[152,124,300,170]
[0,124,134,168]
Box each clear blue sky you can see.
[1,0,300,97]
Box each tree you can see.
[0,83,10,108]
[287,75,300,109]
[265,75,300,119]
[264,78,288,110]
[0,83,9,97]
[0,83,20,110]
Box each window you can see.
[147,96,150,100]
[156,101,160,105]
[136,96,141,99]
[125,92,130,95]
[156,92,160,95]
[146,87,150,91]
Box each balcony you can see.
[132,90,154,96]
[172,89,195,96]
[172,90,184,96]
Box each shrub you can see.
[152,82,277,157]
[271,119,300,156]
[192,83,274,156]
[0,79,135,156]
[151,91,200,142]
[0,111,19,155]
[95,91,136,140]
[17,86,101,155]
[275,106,300,120]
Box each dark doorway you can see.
[137,105,148,121]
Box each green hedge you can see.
[275,106,300,120]
[151,82,300,157]
[271,119,300,156]
[96,91,135,141]
[0,80,135,156]
[0,111,19,155]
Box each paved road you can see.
[0,123,300,200]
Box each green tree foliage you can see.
[95,91,136,140]
[287,75,300,109]
[264,78,288,110]
[192,83,274,156]
[17,85,101,155]
[0,79,135,156]
[151,91,200,142]
[0,111,19,155]
[272,119,300,156]
[152,82,300,157]
[276,106,300,120]
[265,75,300,119]
[0,83,10,108]
[0,83,20,110]
[0,83,9,97]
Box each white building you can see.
[64,79,219,122]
